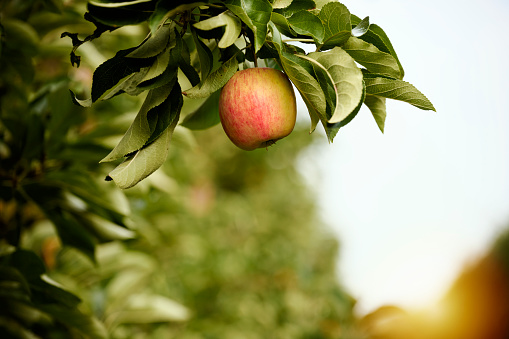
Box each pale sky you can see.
[297,0,509,315]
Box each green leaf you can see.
[148,2,207,33]
[318,2,351,50]
[360,23,405,78]
[224,0,272,52]
[342,36,402,79]
[351,16,369,37]
[86,214,136,241]
[146,81,183,144]
[364,94,387,133]
[287,10,325,43]
[301,47,364,124]
[191,28,214,83]
[91,48,154,102]
[182,54,238,99]
[363,74,435,111]
[181,90,221,130]
[270,23,328,128]
[107,120,178,189]
[127,23,173,58]
[38,304,108,339]
[193,10,242,48]
[46,209,97,263]
[139,49,171,83]
[114,294,191,324]
[324,81,366,141]
[171,29,201,88]
[273,0,315,17]
[101,78,178,162]
[270,12,297,38]
[272,0,292,9]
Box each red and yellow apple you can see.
[218,67,297,151]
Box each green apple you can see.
[218,67,297,151]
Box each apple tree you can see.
[65,0,435,189]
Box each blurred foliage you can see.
[0,1,363,338]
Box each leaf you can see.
[273,0,315,17]
[269,12,297,38]
[342,36,402,79]
[272,0,292,9]
[191,28,213,83]
[364,94,387,133]
[351,16,369,37]
[100,78,177,162]
[139,48,171,83]
[301,47,364,124]
[224,0,272,52]
[146,81,183,144]
[88,0,153,7]
[269,23,328,127]
[38,304,108,339]
[324,82,366,141]
[86,214,136,241]
[318,2,351,50]
[91,48,154,102]
[287,10,325,43]
[170,29,201,88]
[181,90,221,130]
[193,11,242,49]
[362,23,405,78]
[115,294,191,324]
[182,55,238,99]
[87,1,156,27]
[148,2,207,33]
[107,120,178,189]
[364,75,436,111]
[127,23,173,58]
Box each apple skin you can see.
[218,67,297,151]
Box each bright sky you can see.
[297,0,509,315]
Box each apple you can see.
[218,67,297,151]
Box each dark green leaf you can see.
[146,81,183,144]
[181,90,221,130]
[101,78,177,162]
[148,1,207,33]
[173,29,201,87]
[91,48,154,102]
[38,304,108,339]
[87,1,156,27]
[182,54,238,99]
[191,28,214,84]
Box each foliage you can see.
[0,1,372,338]
[63,0,435,189]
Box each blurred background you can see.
[297,0,509,316]
[1,0,508,338]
